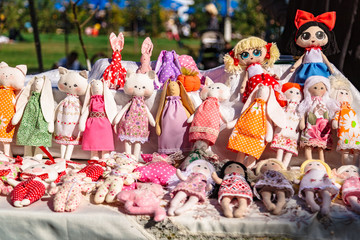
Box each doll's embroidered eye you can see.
[64,82,67,86]
[315,31,325,40]
[134,85,137,88]
[217,87,220,89]
[290,91,293,94]
[253,49,261,57]
[74,84,78,87]
[142,86,146,89]
[301,32,311,40]
[240,52,250,59]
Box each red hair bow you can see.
[294,10,336,31]
[265,43,272,59]
[229,50,239,66]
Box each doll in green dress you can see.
[12,76,55,160]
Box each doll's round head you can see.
[303,76,330,98]
[255,158,286,175]
[124,70,156,97]
[220,161,247,179]
[90,79,104,95]
[0,62,27,90]
[330,74,353,104]
[166,80,181,97]
[200,77,230,102]
[32,76,45,93]
[300,159,332,177]
[337,165,359,179]
[185,159,215,182]
[58,67,88,96]
[282,83,303,102]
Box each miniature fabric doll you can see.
[330,74,360,165]
[79,79,117,160]
[12,76,54,160]
[227,84,285,168]
[155,79,195,154]
[288,10,339,85]
[134,160,177,186]
[223,36,285,106]
[212,161,252,218]
[297,76,339,161]
[154,50,181,88]
[136,37,153,74]
[168,159,215,216]
[102,32,127,90]
[54,67,88,160]
[270,83,303,168]
[0,160,21,195]
[299,159,339,215]
[0,62,27,157]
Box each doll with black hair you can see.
[212,161,253,218]
[288,10,339,85]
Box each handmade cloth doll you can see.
[298,76,339,161]
[79,79,117,160]
[54,67,88,160]
[0,159,21,195]
[188,77,230,151]
[270,83,303,168]
[156,79,195,154]
[212,161,252,218]
[0,62,27,157]
[252,159,295,215]
[117,182,166,222]
[330,74,360,165]
[77,160,106,181]
[114,71,157,160]
[102,32,127,90]
[168,159,215,216]
[288,10,339,85]
[227,84,286,168]
[12,76,55,160]
[178,55,203,80]
[177,55,202,92]
[136,37,153,74]
[299,159,339,215]
[223,36,284,106]
[154,50,181,88]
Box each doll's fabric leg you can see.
[60,145,67,159]
[65,145,75,160]
[304,190,320,212]
[168,191,187,216]
[90,151,100,160]
[244,156,256,169]
[105,177,124,203]
[11,182,27,207]
[276,149,284,162]
[65,189,81,212]
[234,197,248,218]
[273,190,286,215]
[174,195,199,215]
[220,196,233,218]
[347,196,360,213]
[22,180,46,206]
[282,152,293,169]
[235,152,246,164]
[24,146,33,157]
[304,147,312,160]
[260,191,276,211]
[34,147,44,160]
[125,141,132,155]
[341,150,351,165]
[318,148,325,162]
[133,143,141,160]
[102,151,110,159]
[53,187,67,212]
[320,190,332,215]
[94,178,112,204]
[3,143,12,157]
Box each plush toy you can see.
[0,61,27,157]
[114,71,156,160]
[252,159,295,215]
[136,37,154,74]
[223,36,284,106]
[178,55,203,81]
[298,159,339,215]
[154,50,181,88]
[0,159,21,195]
[288,10,339,85]
[188,77,230,152]
[330,74,360,165]
[227,84,285,168]
[298,76,339,161]
[12,76,54,160]
[117,182,166,222]
[177,67,201,92]
[168,160,215,216]
[102,32,127,90]
[79,79,117,160]
[54,67,88,160]
[212,161,252,218]
[77,160,106,181]
[270,83,303,168]
[156,79,195,154]
[134,159,177,186]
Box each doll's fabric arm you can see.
[227,119,237,129]
[11,104,27,125]
[176,169,187,181]
[290,55,304,72]
[78,106,89,132]
[113,102,131,125]
[265,119,273,143]
[211,172,223,185]
[299,116,306,130]
[332,111,340,129]
[187,114,194,123]
[6,178,20,187]
[220,111,228,124]
[146,106,156,127]
[240,71,249,94]
[321,53,334,74]
[206,183,213,192]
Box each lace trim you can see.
[190,126,219,136]
[119,135,148,144]
[0,138,13,143]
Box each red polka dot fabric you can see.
[78,165,104,181]
[102,51,127,90]
[10,178,46,205]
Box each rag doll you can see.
[188,77,230,151]
[156,79,195,154]
[168,159,215,216]
[79,79,117,160]
[0,159,21,195]
[227,84,286,168]
[117,182,166,222]
[136,37,153,74]
[270,83,303,168]
[54,67,88,160]
[288,10,339,85]
[298,159,339,215]
[330,74,360,165]
[297,76,339,161]
[178,54,203,80]
[154,50,181,88]
[114,71,157,160]
[102,32,127,90]
[177,55,202,92]
[252,159,295,215]
[212,161,252,218]
[223,36,284,106]
[0,62,27,157]
[12,76,55,160]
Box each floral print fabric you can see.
[171,172,207,203]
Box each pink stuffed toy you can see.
[178,55,203,80]
[117,182,166,222]
[0,159,20,195]
[134,160,177,186]
[136,37,153,74]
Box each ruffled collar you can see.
[246,62,261,71]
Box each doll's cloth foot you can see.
[223,207,233,218]
[167,207,176,216]
[13,201,23,208]
[309,203,321,213]
[21,199,31,206]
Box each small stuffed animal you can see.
[117,182,166,222]
[330,74,360,165]
[102,32,127,90]
[0,159,21,195]
[154,50,181,88]
[79,79,117,160]
[136,37,154,74]
[168,159,215,216]
[12,76,55,160]
[155,79,195,154]
[227,84,285,168]
[54,67,88,160]
[0,61,27,157]
[212,161,252,218]
[298,159,339,215]
[134,159,177,186]
[113,71,157,160]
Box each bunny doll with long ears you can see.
[154,50,181,88]
[102,32,127,90]
[12,76,54,160]
[79,79,117,160]
[137,37,154,74]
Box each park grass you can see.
[0,33,202,74]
